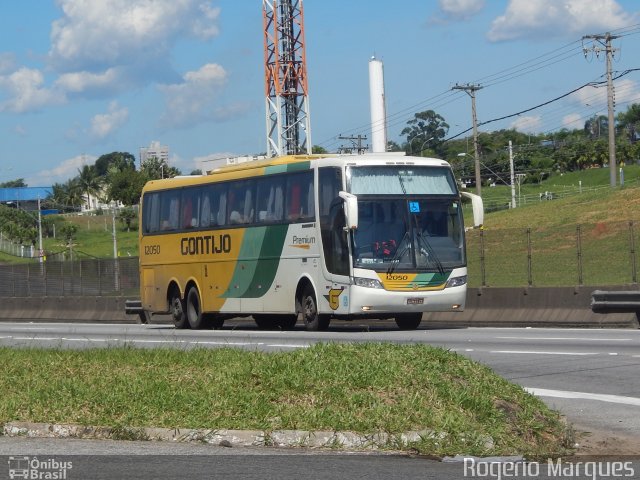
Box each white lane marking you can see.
[490,350,598,356]
[4,336,306,349]
[526,388,640,407]
[266,344,309,349]
[497,336,632,342]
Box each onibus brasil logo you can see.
[8,456,73,479]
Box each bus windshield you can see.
[349,166,457,195]
[353,198,464,271]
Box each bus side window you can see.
[159,191,180,231]
[257,176,284,223]
[201,194,211,227]
[181,187,201,229]
[143,193,160,234]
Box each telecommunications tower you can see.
[263,0,312,157]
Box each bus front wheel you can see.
[170,288,188,329]
[394,313,422,330]
[299,285,330,331]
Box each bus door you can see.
[319,167,352,315]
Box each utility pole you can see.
[453,83,483,196]
[338,134,368,154]
[583,32,619,187]
[509,141,516,209]
[37,196,43,263]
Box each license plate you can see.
[407,298,424,305]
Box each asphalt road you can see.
[1,319,640,479]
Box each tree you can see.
[50,178,83,212]
[77,164,104,210]
[190,169,203,175]
[118,206,137,232]
[141,156,180,180]
[107,168,147,206]
[0,178,27,188]
[95,152,136,177]
[401,110,449,157]
[617,103,640,143]
[312,145,328,154]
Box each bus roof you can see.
[142,153,452,192]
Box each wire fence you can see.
[0,257,139,297]
[467,219,638,287]
[1,218,637,296]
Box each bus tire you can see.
[170,288,188,329]
[186,286,207,330]
[137,310,151,325]
[394,313,422,330]
[300,285,330,331]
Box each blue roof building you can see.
[0,187,53,210]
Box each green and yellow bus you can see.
[138,153,483,330]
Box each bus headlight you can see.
[354,277,384,289]
[446,275,467,288]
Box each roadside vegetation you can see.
[0,343,574,457]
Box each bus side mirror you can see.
[339,191,358,230]
[461,192,484,228]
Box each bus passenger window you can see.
[159,191,180,231]
[257,176,285,223]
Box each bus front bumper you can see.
[347,284,467,315]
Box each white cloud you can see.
[26,154,97,186]
[158,63,234,128]
[488,0,638,42]
[55,68,123,95]
[49,0,220,72]
[0,68,64,113]
[14,125,27,136]
[90,101,129,139]
[440,0,485,20]
[570,78,639,107]
[562,113,583,129]
[510,115,542,133]
[0,53,15,74]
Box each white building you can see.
[140,141,169,167]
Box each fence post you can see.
[576,224,583,286]
[98,259,102,295]
[630,220,637,284]
[527,228,533,286]
[480,229,486,287]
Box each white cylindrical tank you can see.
[369,56,387,153]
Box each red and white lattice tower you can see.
[263,0,312,157]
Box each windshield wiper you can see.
[386,230,410,275]
[413,215,445,275]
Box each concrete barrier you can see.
[1,286,639,328]
[424,286,639,328]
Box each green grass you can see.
[0,343,573,457]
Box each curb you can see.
[2,421,449,452]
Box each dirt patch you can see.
[573,427,640,456]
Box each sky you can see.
[1,0,639,187]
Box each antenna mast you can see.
[263,0,312,157]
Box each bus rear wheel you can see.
[299,285,330,331]
[394,313,422,330]
[186,287,207,330]
[170,288,188,329]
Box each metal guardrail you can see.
[591,289,640,314]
